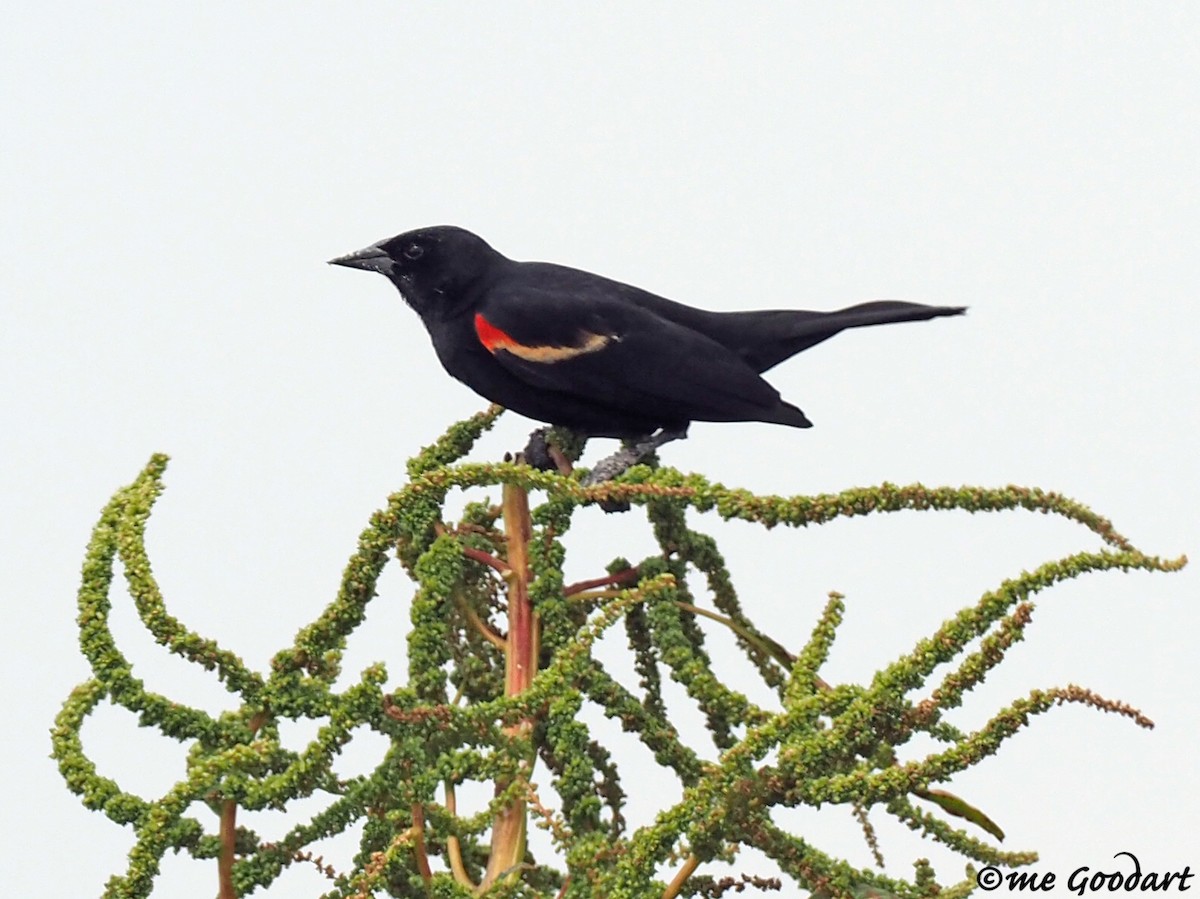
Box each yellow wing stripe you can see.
[475,313,612,363]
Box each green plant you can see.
[52,407,1185,898]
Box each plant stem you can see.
[663,854,700,898]
[218,800,238,899]
[563,567,639,596]
[218,711,267,899]
[444,782,476,890]
[480,481,539,890]
[411,803,433,886]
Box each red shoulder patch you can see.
[474,313,515,353]
[474,311,613,363]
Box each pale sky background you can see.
[3,4,1197,897]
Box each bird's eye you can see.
[403,243,424,260]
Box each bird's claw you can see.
[520,426,687,512]
[581,427,689,512]
[580,447,643,486]
[523,427,581,476]
[522,427,557,471]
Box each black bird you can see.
[330,226,963,478]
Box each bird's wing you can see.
[472,285,809,428]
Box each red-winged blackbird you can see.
[330,226,964,467]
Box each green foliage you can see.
[52,408,1185,898]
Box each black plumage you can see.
[330,225,964,440]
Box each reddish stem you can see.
[481,482,539,889]
[564,567,639,597]
[218,711,268,899]
[463,545,511,575]
[410,803,433,885]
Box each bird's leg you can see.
[582,426,689,486]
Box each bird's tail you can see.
[739,301,966,373]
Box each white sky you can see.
[3,4,1197,897]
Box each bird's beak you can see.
[328,244,394,276]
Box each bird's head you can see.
[329,225,500,319]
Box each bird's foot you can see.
[522,427,556,471]
[582,427,689,514]
[526,426,686,513]
[522,427,585,475]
